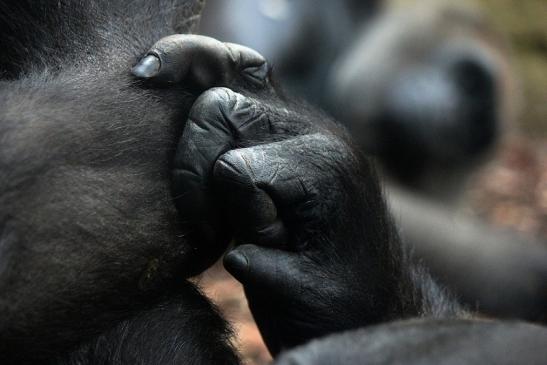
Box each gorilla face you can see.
[330,2,509,187]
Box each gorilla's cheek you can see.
[0,220,15,279]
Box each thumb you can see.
[223,244,299,291]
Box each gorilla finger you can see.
[223,244,299,291]
[172,88,277,268]
[215,135,357,250]
[173,87,272,206]
[214,150,289,248]
[215,138,319,212]
[214,143,315,251]
[132,34,269,90]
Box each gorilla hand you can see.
[174,86,399,356]
[134,36,405,352]
[216,129,405,355]
[169,85,329,276]
[132,34,270,91]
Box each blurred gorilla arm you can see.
[389,189,547,322]
[274,319,547,365]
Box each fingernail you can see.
[224,251,249,276]
[132,54,161,78]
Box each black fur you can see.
[0,1,242,363]
[56,283,239,365]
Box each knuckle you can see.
[188,87,240,124]
[307,133,356,167]
[150,34,186,53]
[193,87,236,110]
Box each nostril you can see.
[450,57,500,155]
[451,57,496,98]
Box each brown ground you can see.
[469,136,547,240]
[197,263,273,365]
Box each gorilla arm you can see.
[390,189,547,322]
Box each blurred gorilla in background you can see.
[329,1,547,321]
[330,0,509,196]
[1,0,547,364]
[202,0,547,321]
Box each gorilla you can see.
[0,1,546,364]
[330,0,509,196]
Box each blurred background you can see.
[194,0,547,363]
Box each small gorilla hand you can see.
[134,35,405,354]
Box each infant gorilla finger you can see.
[132,34,270,91]
[213,147,289,249]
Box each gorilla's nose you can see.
[451,56,496,100]
[449,56,499,155]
